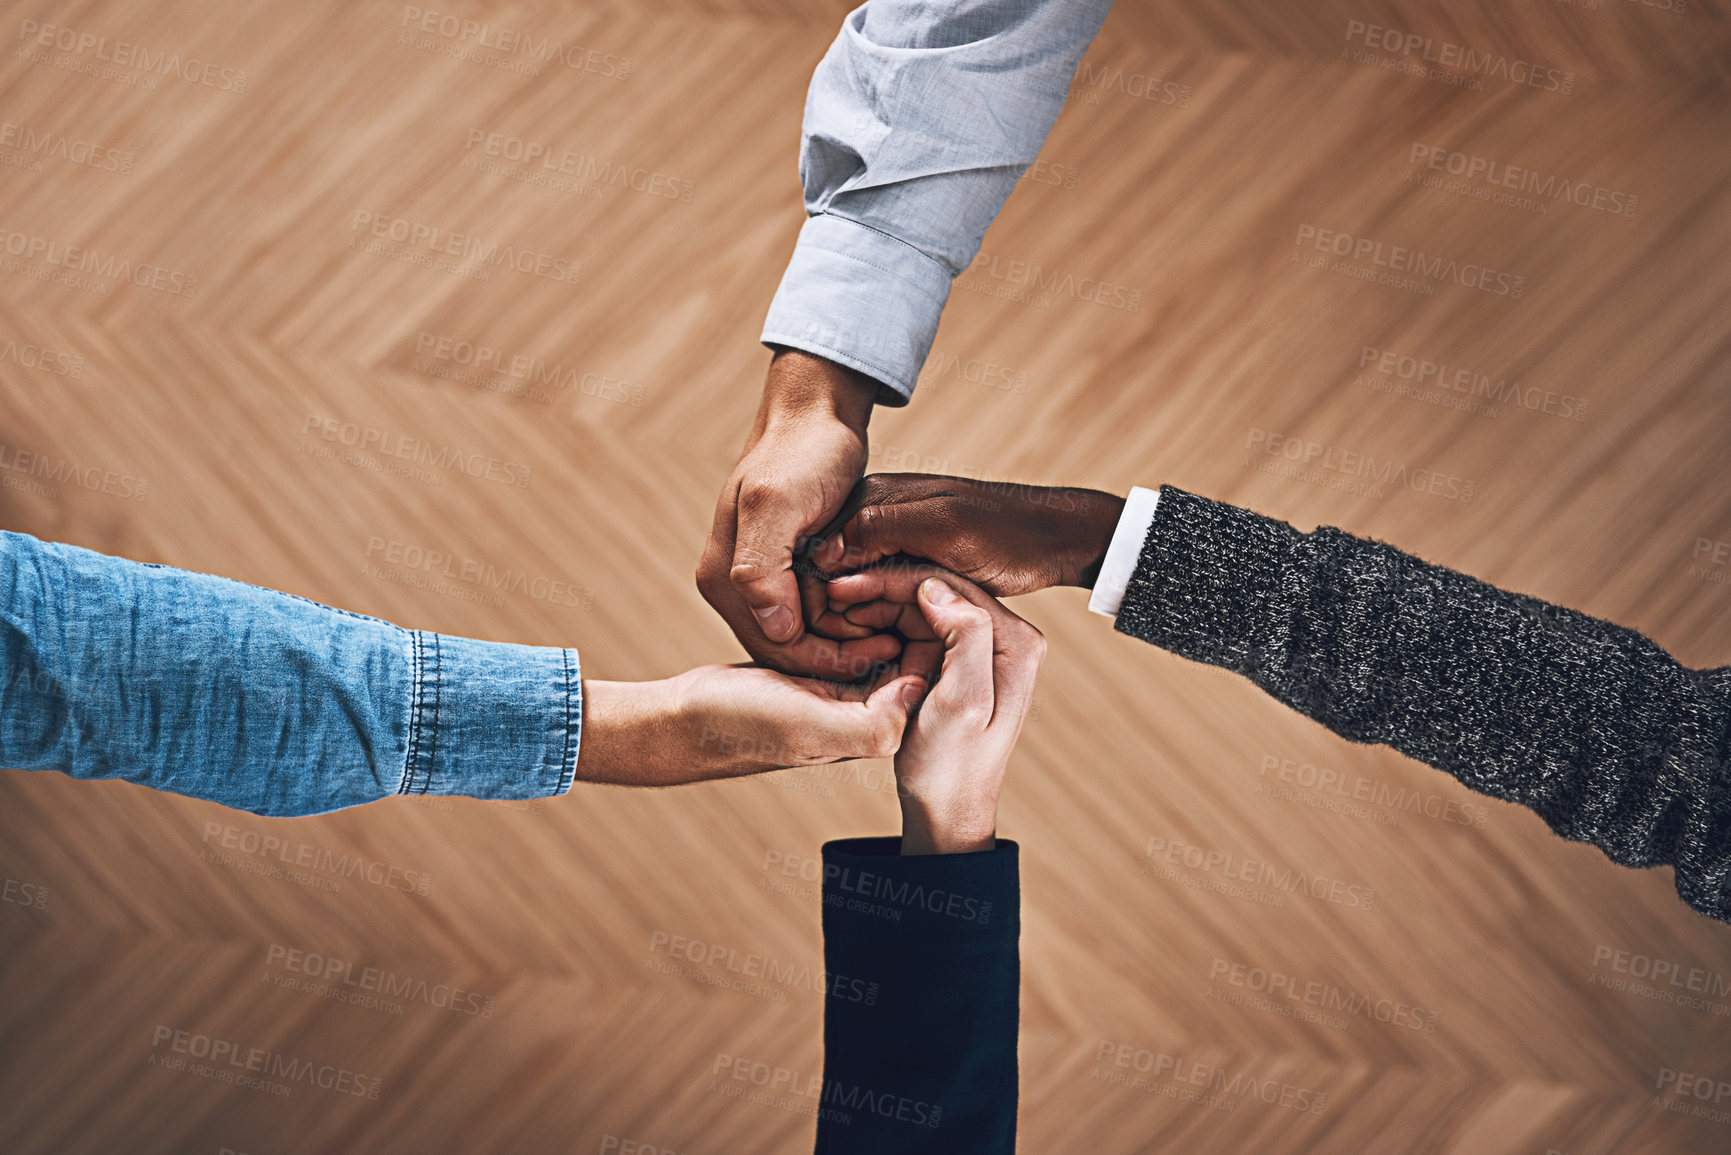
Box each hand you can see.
[697,351,902,679]
[575,664,929,787]
[892,571,1047,855]
[809,473,1125,599]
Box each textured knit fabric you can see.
[816,837,1020,1153]
[1114,488,1731,923]
[0,531,581,816]
[762,0,1115,401]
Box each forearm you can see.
[0,531,578,816]
[816,837,1020,1154]
[1114,487,1731,921]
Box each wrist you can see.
[1069,489,1126,589]
[899,792,998,855]
[574,678,673,784]
[760,349,876,437]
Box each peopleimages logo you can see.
[200,820,433,896]
[348,210,581,285]
[16,19,250,91]
[149,1025,381,1099]
[0,120,133,173]
[1144,833,1376,911]
[1070,60,1191,107]
[363,536,594,610]
[398,6,631,78]
[264,944,497,1017]
[300,415,533,488]
[823,860,994,923]
[463,130,694,203]
[1207,957,1441,1032]
[0,330,83,377]
[963,250,1142,311]
[1295,224,1524,298]
[0,223,198,296]
[647,930,879,1004]
[1256,753,1490,829]
[1343,20,1573,94]
[1357,345,1586,422]
[711,1053,943,1129]
[412,330,646,407]
[1091,1040,1328,1115]
[0,439,149,501]
[1652,1067,1731,1126]
[1244,427,1477,504]
[1408,144,1637,217]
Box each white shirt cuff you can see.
[1088,487,1161,618]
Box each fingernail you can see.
[921,578,956,605]
[817,535,844,565]
[900,681,927,710]
[753,604,795,641]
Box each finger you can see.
[826,560,944,607]
[829,500,949,574]
[991,615,1046,733]
[731,478,813,644]
[802,567,877,640]
[812,532,849,571]
[898,605,939,641]
[808,607,879,641]
[898,638,943,688]
[903,571,1045,729]
[775,631,904,682]
[840,600,904,631]
[840,598,937,645]
[917,578,995,722]
[857,673,930,756]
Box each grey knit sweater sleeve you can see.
[1113,487,1731,923]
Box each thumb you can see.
[857,673,929,756]
[731,488,809,644]
[916,577,994,715]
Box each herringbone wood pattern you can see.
[2,1,1730,1152]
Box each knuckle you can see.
[728,560,771,585]
[735,476,786,518]
[728,545,782,588]
[957,602,991,628]
[852,503,886,541]
[957,698,994,730]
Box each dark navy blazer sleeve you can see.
[816,836,1021,1153]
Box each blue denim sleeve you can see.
[761,0,1115,401]
[0,531,580,817]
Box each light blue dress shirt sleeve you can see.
[0,531,581,817]
[761,0,1115,402]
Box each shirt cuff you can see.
[1088,486,1162,619]
[760,213,954,404]
[401,631,581,802]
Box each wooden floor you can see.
[3,1,1730,1151]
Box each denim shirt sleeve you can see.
[0,531,580,817]
[761,0,1115,402]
